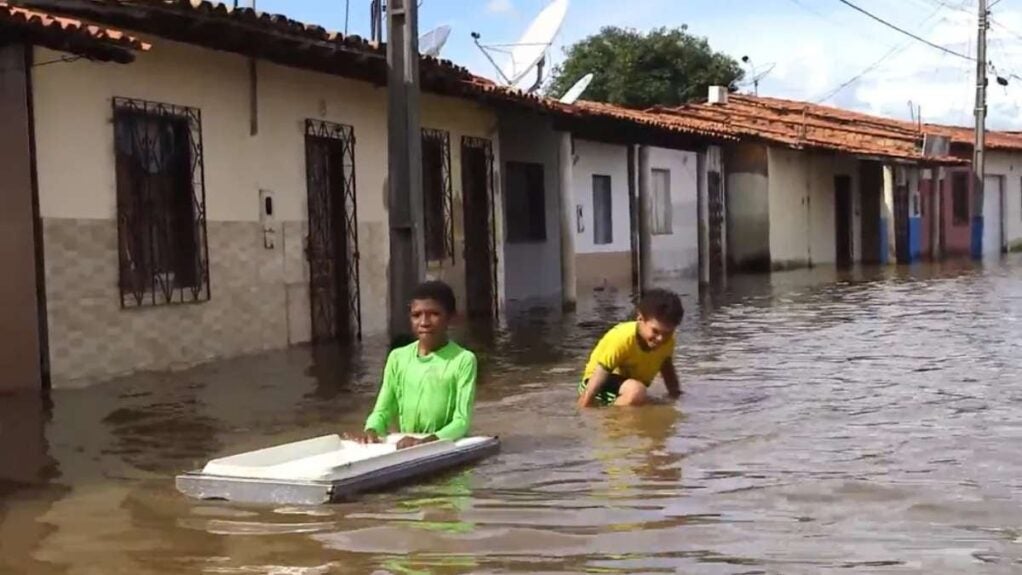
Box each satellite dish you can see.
[738,56,775,96]
[559,72,593,104]
[420,25,451,57]
[472,0,570,90]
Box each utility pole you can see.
[386,0,424,342]
[973,0,988,259]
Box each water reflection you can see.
[3,258,1022,573]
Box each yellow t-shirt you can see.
[582,321,675,386]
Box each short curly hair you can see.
[637,288,683,326]
[411,280,457,314]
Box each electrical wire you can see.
[834,0,974,60]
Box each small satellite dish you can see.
[420,25,452,58]
[472,0,570,91]
[559,73,593,104]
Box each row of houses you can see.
[3,1,1021,390]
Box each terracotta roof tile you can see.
[651,94,965,163]
[0,2,149,61]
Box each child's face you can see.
[409,298,451,342]
[636,314,677,349]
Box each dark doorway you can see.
[461,137,497,320]
[834,175,852,267]
[305,120,360,343]
[859,161,882,264]
[707,170,725,279]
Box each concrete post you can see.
[697,150,709,285]
[881,164,897,264]
[386,0,425,341]
[558,132,576,310]
[638,145,653,291]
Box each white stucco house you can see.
[4,0,739,388]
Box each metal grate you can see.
[422,128,454,263]
[305,119,361,342]
[113,97,210,308]
[462,136,499,319]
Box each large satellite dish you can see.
[472,0,569,91]
[559,72,593,104]
[420,25,451,57]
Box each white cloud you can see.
[487,0,513,14]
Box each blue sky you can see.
[252,0,1022,129]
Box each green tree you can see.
[546,26,744,108]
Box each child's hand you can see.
[345,430,381,444]
[396,435,438,449]
[576,394,592,409]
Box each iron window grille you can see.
[462,135,500,318]
[305,119,362,341]
[421,128,455,263]
[113,97,210,308]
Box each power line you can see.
[816,3,946,102]
[834,0,974,60]
[816,42,912,102]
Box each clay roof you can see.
[0,2,148,62]
[650,93,965,163]
[442,75,738,142]
[14,0,735,145]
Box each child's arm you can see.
[363,353,399,437]
[433,353,478,441]
[661,359,681,397]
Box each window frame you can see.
[650,168,673,235]
[113,96,210,308]
[504,161,547,244]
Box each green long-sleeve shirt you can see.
[364,340,477,441]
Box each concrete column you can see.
[558,132,576,310]
[638,145,653,291]
[697,150,709,284]
[931,167,942,260]
[881,164,897,264]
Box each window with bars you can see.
[952,171,969,226]
[113,97,209,308]
[505,161,547,243]
[592,174,613,245]
[421,128,454,263]
[650,168,673,235]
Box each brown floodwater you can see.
[4,258,1022,574]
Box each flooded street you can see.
[4,258,1022,574]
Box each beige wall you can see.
[499,113,563,306]
[767,147,853,269]
[648,146,700,281]
[31,38,496,386]
[725,142,770,271]
[986,151,1022,252]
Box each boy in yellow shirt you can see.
[577,289,683,408]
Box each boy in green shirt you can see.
[346,281,478,450]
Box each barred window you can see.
[113,97,209,307]
[421,128,454,263]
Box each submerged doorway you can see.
[305,120,361,343]
[461,136,498,320]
